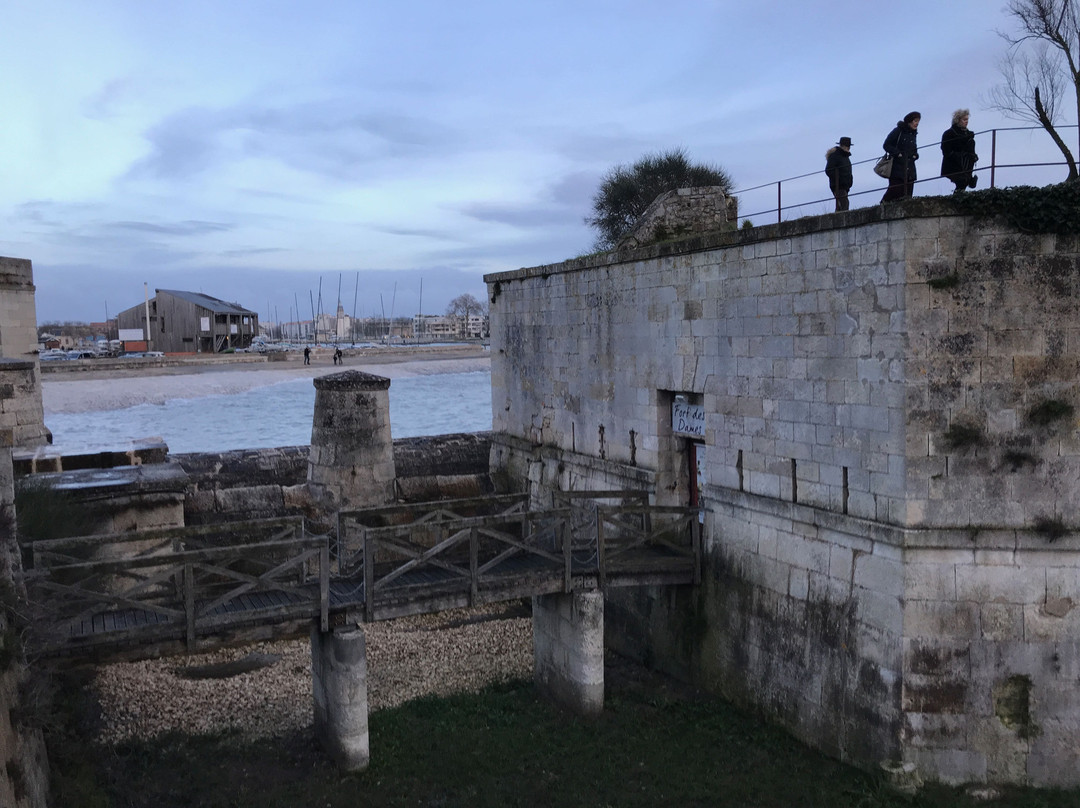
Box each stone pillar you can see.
[0,428,52,807]
[0,258,49,448]
[311,625,369,771]
[532,591,604,715]
[307,371,396,512]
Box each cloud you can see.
[82,77,138,120]
[367,224,463,242]
[126,100,467,184]
[457,202,572,228]
[104,220,234,236]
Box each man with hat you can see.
[825,136,853,211]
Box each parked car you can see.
[66,350,97,360]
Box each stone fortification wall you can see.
[0,257,48,447]
[173,433,494,525]
[0,361,47,457]
[0,432,50,808]
[485,200,1080,786]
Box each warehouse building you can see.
[115,289,259,354]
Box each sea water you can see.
[45,370,493,455]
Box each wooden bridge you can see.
[21,492,701,663]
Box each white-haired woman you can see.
[940,109,978,192]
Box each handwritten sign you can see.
[672,401,705,437]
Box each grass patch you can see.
[44,671,1080,807]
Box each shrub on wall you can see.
[951,181,1080,234]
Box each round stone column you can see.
[307,370,396,511]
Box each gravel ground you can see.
[91,602,533,744]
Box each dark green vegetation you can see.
[1026,399,1075,428]
[45,668,1080,808]
[587,148,733,250]
[943,422,985,451]
[950,181,1080,234]
[14,476,86,542]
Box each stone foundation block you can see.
[533,591,604,715]
[311,625,369,771]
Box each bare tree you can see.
[988,0,1080,180]
[445,293,485,338]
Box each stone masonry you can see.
[616,186,737,250]
[0,257,48,447]
[307,371,396,512]
[486,199,1080,787]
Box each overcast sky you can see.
[1,0,1072,326]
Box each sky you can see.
[2,0,1075,327]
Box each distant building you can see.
[115,289,259,353]
[413,313,488,340]
[315,304,354,343]
[413,314,457,339]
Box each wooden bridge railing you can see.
[595,505,701,588]
[358,508,571,621]
[24,519,329,655]
[336,493,528,575]
[26,516,308,570]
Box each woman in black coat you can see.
[881,111,920,203]
[940,109,978,192]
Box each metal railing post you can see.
[991,129,997,189]
[776,181,782,224]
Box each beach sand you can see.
[42,351,490,414]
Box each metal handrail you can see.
[732,124,1080,224]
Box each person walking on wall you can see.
[825,136,854,211]
[941,108,978,192]
[303,346,310,365]
[881,111,921,203]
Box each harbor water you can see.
[45,370,493,455]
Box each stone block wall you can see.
[486,200,1080,786]
[902,531,1080,786]
[0,258,48,448]
[0,361,48,453]
[0,432,50,807]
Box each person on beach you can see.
[303,346,310,365]
[334,347,343,365]
[940,108,978,192]
[881,111,920,203]
[825,136,853,211]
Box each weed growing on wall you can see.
[950,182,1080,234]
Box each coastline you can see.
[42,351,491,414]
